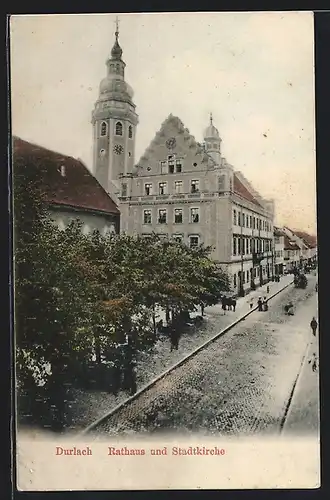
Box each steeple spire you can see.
[111,15,123,60]
[210,112,213,125]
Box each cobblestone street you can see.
[69,275,294,430]
[89,275,318,437]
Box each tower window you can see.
[168,161,175,174]
[176,160,182,173]
[128,125,133,139]
[100,121,107,136]
[115,122,123,136]
[121,183,127,198]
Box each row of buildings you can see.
[13,22,317,297]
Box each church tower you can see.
[203,113,222,165]
[92,18,139,195]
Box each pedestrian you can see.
[170,327,179,351]
[249,297,254,309]
[257,297,263,311]
[266,285,270,294]
[308,352,318,372]
[221,298,227,315]
[310,317,318,336]
[263,297,268,312]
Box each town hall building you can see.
[92,22,275,295]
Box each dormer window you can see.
[60,165,66,177]
[176,160,182,173]
[100,121,107,137]
[115,121,123,136]
[128,125,133,139]
[168,161,175,174]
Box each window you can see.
[218,175,225,191]
[168,160,175,174]
[238,212,241,226]
[159,182,167,195]
[128,125,133,139]
[160,161,167,174]
[238,237,241,255]
[246,270,250,282]
[100,121,107,136]
[190,208,200,223]
[253,216,256,229]
[145,183,152,196]
[121,183,127,197]
[191,179,199,193]
[174,208,183,224]
[242,214,245,227]
[233,274,237,287]
[144,210,152,224]
[250,215,252,228]
[233,209,237,225]
[158,209,167,224]
[242,238,246,255]
[174,181,183,194]
[173,234,183,243]
[189,236,199,249]
[115,121,123,136]
[176,160,182,173]
[233,236,237,256]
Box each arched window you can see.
[128,125,133,139]
[100,121,107,136]
[115,121,123,136]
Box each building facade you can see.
[92,26,275,295]
[274,227,285,276]
[13,137,120,235]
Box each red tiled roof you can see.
[233,174,263,208]
[294,231,317,248]
[284,235,300,250]
[13,137,119,215]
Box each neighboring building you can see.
[13,136,120,235]
[294,231,318,266]
[273,226,285,276]
[283,234,301,272]
[92,25,275,295]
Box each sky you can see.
[10,12,316,233]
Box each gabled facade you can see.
[273,226,285,275]
[13,136,120,235]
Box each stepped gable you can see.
[233,174,263,208]
[13,136,119,214]
[137,114,201,165]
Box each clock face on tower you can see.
[113,144,124,155]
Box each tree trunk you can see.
[165,307,170,326]
[201,303,205,316]
[152,304,157,338]
[94,332,102,365]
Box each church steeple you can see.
[92,16,139,195]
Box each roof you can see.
[13,137,119,215]
[294,231,317,248]
[233,174,263,208]
[284,235,300,250]
[274,227,285,237]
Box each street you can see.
[90,275,318,436]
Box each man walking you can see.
[310,317,318,336]
[257,297,263,311]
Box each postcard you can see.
[10,11,319,491]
